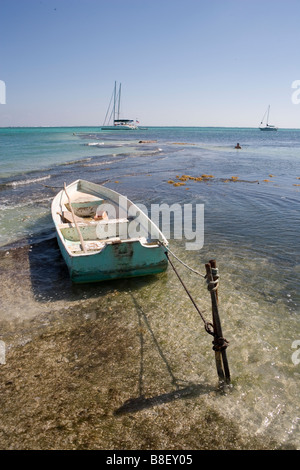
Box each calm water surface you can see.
[0,126,299,448]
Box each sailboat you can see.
[259,105,278,131]
[101,82,138,130]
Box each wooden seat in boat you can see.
[60,218,129,242]
[61,210,108,224]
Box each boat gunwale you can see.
[51,179,168,259]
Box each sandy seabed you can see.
[0,241,284,451]
[0,304,278,450]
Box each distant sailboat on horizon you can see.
[259,105,278,131]
[101,81,138,130]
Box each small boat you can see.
[259,105,278,131]
[51,179,168,283]
[101,82,138,130]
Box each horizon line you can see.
[1,125,299,130]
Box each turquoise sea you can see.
[0,126,299,449]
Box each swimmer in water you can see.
[235,143,241,149]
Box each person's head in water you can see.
[235,143,241,149]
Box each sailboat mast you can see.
[113,81,116,124]
[267,105,270,126]
[117,83,121,120]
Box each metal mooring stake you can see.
[205,260,230,385]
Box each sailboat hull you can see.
[101,125,137,130]
[259,127,278,131]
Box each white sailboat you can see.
[101,82,138,130]
[259,105,278,131]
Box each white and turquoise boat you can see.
[51,179,168,283]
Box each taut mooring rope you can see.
[165,252,214,337]
[163,244,206,278]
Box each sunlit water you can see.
[0,126,299,448]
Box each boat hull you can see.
[101,126,137,130]
[57,236,168,283]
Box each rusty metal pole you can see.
[210,260,230,383]
[205,261,230,385]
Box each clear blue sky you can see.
[1,0,300,128]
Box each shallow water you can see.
[0,126,299,449]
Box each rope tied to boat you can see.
[162,243,206,278]
[161,242,220,291]
[161,244,229,353]
[164,251,216,337]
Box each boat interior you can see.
[55,185,160,255]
